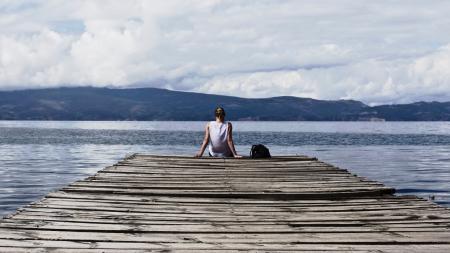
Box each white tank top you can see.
[208,121,232,157]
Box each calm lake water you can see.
[1,121,449,217]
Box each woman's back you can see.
[208,121,232,157]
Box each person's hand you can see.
[194,152,202,158]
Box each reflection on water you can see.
[0,121,450,217]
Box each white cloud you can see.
[198,44,450,105]
[0,0,450,104]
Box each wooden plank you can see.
[45,191,424,204]
[59,185,395,197]
[10,214,449,227]
[36,198,437,210]
[1,228,450,244]
[2,239,450,252]
[25,198,443,212]
[2,219,450,233]
[11,211,450,225]
[13,207,450,222]
[68,182,387,190]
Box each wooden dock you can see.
[1,154,450,252]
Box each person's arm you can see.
[226,122,242,158]
[195,123,210,157]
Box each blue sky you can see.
[1,0,450,105]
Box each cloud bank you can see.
[1,0,450,104]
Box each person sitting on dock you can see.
[195,107,242,158]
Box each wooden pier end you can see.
[1,154,449,252]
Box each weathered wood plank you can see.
[13,206,450,222]
[22,199,444,213]
[11,211,450,225]
[36,198,437,211]
[2,239,449,252]
[1,228,450,244]
[45,191,423,204]
[2,219,450,233]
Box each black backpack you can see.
[250,144,271,158]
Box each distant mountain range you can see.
[0,87,449,121]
